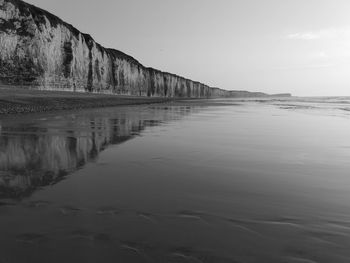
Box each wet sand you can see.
[1,98,350,262]
[0,87,175,114]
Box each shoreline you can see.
[0,87,292,115]
[0,87,179,115]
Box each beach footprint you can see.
[16,232,48,244]
[137,212,158,223]
[59,205,85,215]
[95,206,121,216]
[175,210,211,225]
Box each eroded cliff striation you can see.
[0,0,233,97]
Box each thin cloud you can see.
[286,27,350,40]
[272,63,335,71]
[310,51,329,59]
[287,33,321,40]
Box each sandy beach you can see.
[0,87,175,114]
[1,98,350,262]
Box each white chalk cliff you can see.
[0,0,236,97]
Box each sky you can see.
[25,0,350,96]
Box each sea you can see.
[0,97,350,263]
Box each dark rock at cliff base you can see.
[0,0,290,98]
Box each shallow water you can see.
[1,98,350,263]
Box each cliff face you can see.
[0,0,233,98]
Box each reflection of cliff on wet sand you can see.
[0,106,193,199]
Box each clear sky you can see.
[25,0,350,96]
